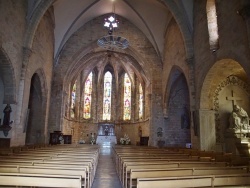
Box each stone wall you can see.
[62,118,149,145]
[194,0,250,150]
[0,4,55,146]
[162,19,191,147]
[0,1,26,143]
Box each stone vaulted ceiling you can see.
[51,0,193,61]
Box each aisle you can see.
[92,143,122,188]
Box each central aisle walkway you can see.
[92,143,122,188]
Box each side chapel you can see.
[1,0,250,155]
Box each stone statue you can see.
[58,133,64,144]
[3,104,12,126]
[229,104,250,133]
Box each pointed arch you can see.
[103,71,112,120]
[0,48,16,103]
[123,73,131,120]
[164,67,191,147]
[25,69,48,145]
[138,83,144,120]
[83,72,93,119]
[71,81,77,119]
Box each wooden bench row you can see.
[137,174,250,188]
[0,173,82,188]
[0,144,99,188]
[129,166,248,188]
[112,145,250,188]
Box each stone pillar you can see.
[12,47,32,146]
[16,47,32,124]
[186,58,199,148]
[238,5,250,50]
[199,109,216,151]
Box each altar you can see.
[96,123,117,144]
[96,135,117,144]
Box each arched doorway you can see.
[25,73,45,145]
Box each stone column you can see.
[12,47,32,146]
[186,58,199,148]
[16,47,32,125]
[199,109,216,151]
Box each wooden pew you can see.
[113,146,250,188]
[136,174,250,188]
[117,155,201,175]
[0,145,99,188]
[0,173,82,188]
[122,159,227,184]
[128,166,248,188]
[0,158,94,187]
[0,164,88,188]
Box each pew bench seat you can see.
[136,173,250,188]
[128,166,248,188]
[0,173,82,188]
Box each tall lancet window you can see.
[103,71,112,120]
[139,83,143,119]
[123,73,131,120]
[71,81,77,118]
[83,72,93,119]
[206,0,219,51]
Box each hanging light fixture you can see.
[97,1,129,50]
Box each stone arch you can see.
[200,59,247,110]
[164,65,188,115]
[0,47,16,104]
[164,66,191,147]
[162,0,194,60]
[23,0,54,50]
[199,59,248,149]
[25,69,47,145]
[213,75,250,143]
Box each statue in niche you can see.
[229,104,250,136]
[3,104,11,125]
[0,104,13,137]
[104,126,109,136]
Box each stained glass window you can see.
[123,73,131,120]
[71,81,76,118]
[103,71,112,120]
[139,83,143,119]
[83,72,93,119]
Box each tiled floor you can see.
[91,143,122,188]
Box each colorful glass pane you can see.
[103,72,112,120]
[83,72,93,119]
[123,73,131,120]
[71,82,76,118]
[139,83,143,119]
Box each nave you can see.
[92,143,122,188]
[0,143,250,188]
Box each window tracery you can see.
[83,72,93,119]
[103,71,112,120]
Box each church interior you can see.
[1,0,250,187]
